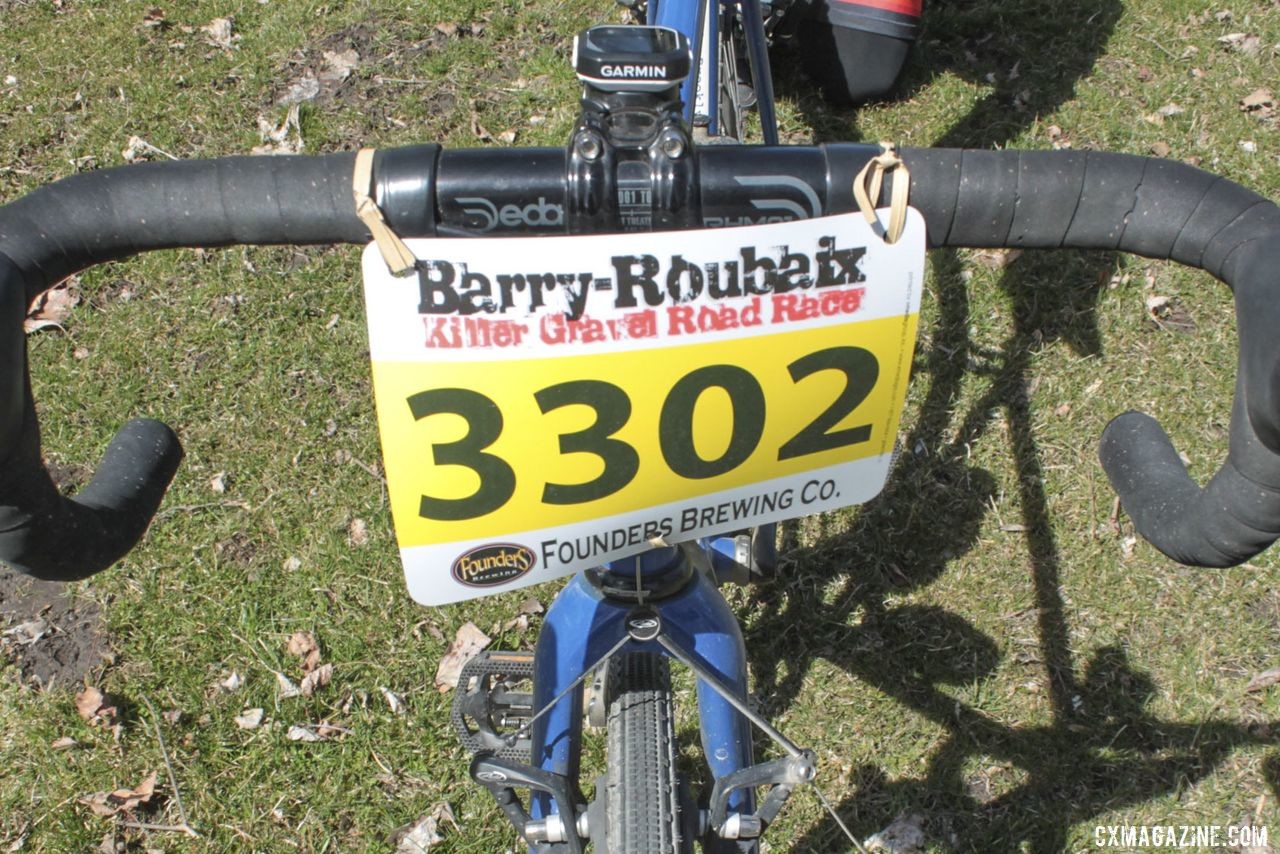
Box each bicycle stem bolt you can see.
[574,131,603,162]
[660,130,686,159]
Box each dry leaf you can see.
[25,280,81,334]
[1054,402,1071,417]
[234,708,265,729]
[278,74,321,105]
[3,618,48,645]
[282,555,302,571]
[287,721,345,742]
[1241,88,1275,112]
[301,663,333,697]
[971,248,1022,269]
[348,518,369,546]
[75,686,119,724]
[252,104,303,155]
[1245,665,1280,692]
[1150,141,1171,157]
[141,7,165,28]
[51,736,78,750]
[434,622,491,692]
[209,471,226,494]
[1218,32,1261,54]
[321,49,360,81]
[79,771,158,818]
[286,724,321,742]
[518,597,544,615]
[276,671,301,699]
[381,686,406,715]
[219,671,243,693]
[278,50,360,106]
[1146,294,1196,332]
[392,814,443,853]
[286,630,321,672]
[202,17,239,50]
[434,22,459,37]
[121,135,175,162]
[864,812,926,853]
[393,817,441,852]
[503,614,530,633]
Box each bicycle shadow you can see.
[742,246,1279,848]
[741,0,1278,847]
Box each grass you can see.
[1,0,1279,850]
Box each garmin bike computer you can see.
[572,25,691,93]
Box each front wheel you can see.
[601,653,692,853]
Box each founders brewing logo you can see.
[451,543,536,587]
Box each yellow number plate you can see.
[362,212,924,605]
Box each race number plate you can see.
[362,212,924,605]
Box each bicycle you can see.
[1,2,1278,852]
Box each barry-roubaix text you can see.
[413,236,868,349]
[415,236,866,329]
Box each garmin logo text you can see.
[457,196,564,232]
[600,64,668,79]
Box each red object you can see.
[830,0,922,17]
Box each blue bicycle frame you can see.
[526,2,786,833]
[648,0,780,144]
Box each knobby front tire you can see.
[603,653,691,853]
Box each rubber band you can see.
[853,142,911,244]
[352,148,417,276]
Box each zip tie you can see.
[352,147,418,275]
[853,142,911,245]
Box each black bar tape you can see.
[1119,157,1217,259]
[1062,151,1146,250]
[895,146,1280,567]
[0,153,366,580]
[1169,176,1267,272]
[949,149,1018,247]
[0,153,369,297]
[896,149,961,247]
[1009,151,1087,248]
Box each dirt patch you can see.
[214,532,258,566]
[44,456,91,493]
[0,566,107,689]
[269,20,480,108]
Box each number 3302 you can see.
[406,345,880,521]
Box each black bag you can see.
[797,0,922,104]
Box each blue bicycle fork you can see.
[530,541,757,821]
